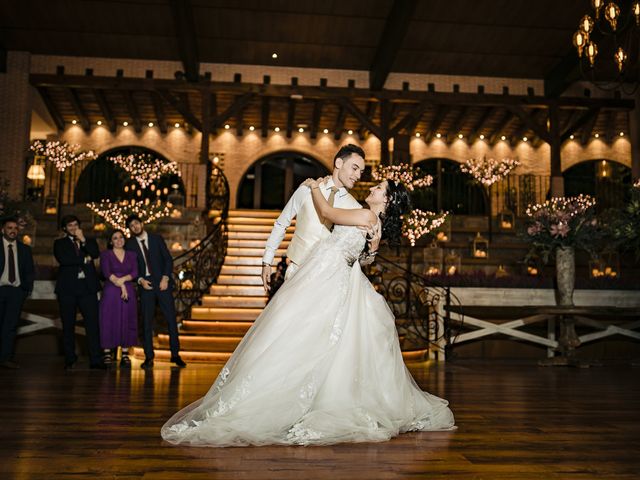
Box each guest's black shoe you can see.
[64,361,76,371]
[120,356,131,369]
[0,360,19,369]
[90,362,108,370]
[141,359,154,370]
[170,356,187,368]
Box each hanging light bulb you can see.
[573,30,588,56]
[614,47,627,72]
[592,0,604,18]
[586,41,599,66]
[580,15,594,33]
[633,1,640,25]
[604,2,620,30]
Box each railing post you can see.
[444,286,452,360]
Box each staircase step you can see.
[209,284,266,296]
[191,307,262,321]
[130,346,231,363]
[158,334,243,352]
[227,247,287,257]
[182,320,253,335]
[229,231,294,240]
[202,295,267,307]
[229,209,282,219]
[228,238,290,249]
[220,265,262,276]
[217,274,263,285]
[224,256,264,266]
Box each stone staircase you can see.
[135,209,431,364]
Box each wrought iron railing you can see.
[172,167,229,320]
[363,248,461,359]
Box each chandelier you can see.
[572,0,640,92]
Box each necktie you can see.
[72,238,80,255]
[322,186,339,231]
[140,239,153,276]
[7,243,16,284]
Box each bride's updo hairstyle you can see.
[381,180,411,247]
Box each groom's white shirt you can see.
[262,178,362,266]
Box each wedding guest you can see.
[0,217,34,369]
[54,215,105,370]
[125,215,185,369]
[99,229,138,368]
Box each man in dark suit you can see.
[125,214,185,369]
[54,215,105,370]
[0,217,34,369]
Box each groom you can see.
[261,144,377,292]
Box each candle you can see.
[436,231,449,242]
[447,266,457,275]
[171,242,184,252]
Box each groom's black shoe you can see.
[141,359,154,370]
[171,356,187,368]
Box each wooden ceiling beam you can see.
[211,92,253,130]
[390,100,429,137]
[357,101,377,140]
[423,104,450,142]
[122,90,142,133]
[560,106,600,142]
[468,107,496,142]
[261,96,270,138]
[169,0,200,82]
[93,89,116,132]
[580,108,601,145]
[286,98,296,138]
[369,0,418,90]
[36,87,65,131]
[334,104,347,140]
[338,97,383,138]
[511,108,541,141]
[310,99,323,139]
[29,74,636,110]
[158,89,202,131]
[66,88,90,131]
[505,104,552,142]
[151,91,168,133]
[489,110,518,144]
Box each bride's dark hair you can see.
[380,180,411,247]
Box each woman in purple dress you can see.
[99,229,138,367]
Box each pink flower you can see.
[527,222,543,236]
[550,222,570,238]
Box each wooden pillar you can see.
[629,91,640,181]
[548,102,564,197]
[393,134,411,165]
[200,90,211,164]
[380,100,391,165]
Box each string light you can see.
[97,120,102,126]
[274,127,280,132]
[323,128,329,134]
[460,156,520,187]
[174,123,180,128]
[372,163,433,192]
[402,210,449,247]
[224,124,230,129]
[107,154,181,189]
[71,120,77,125]
[479,134,485,140]
[298,127,304,133]
[249,126,255,131]
[347,129,353,135]
[148,122,154,127]
[436,133,442,138]
[86,199,172,235]
[30,140,96,172]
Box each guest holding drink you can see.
[99,229,138,368]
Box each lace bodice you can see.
[320,225,367,266]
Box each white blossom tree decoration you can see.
[402,210,449,247]
[460,155,520,240]
[372,163,433,191]
[108,153,181,189]
[30,140,96,171]
[460,156,520,187]
[86,198,172,234]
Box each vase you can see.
[555,246,575,306]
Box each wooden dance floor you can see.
[2,357,639,480]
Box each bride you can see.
[161,177,455,447]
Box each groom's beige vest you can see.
[286,191,361,266]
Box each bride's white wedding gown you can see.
[161,224,455,446]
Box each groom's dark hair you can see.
[334,144,365,165]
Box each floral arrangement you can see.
[108,153,181,189]
[86,198,172,234]
[525,195,600,261]
[460,156,520,187]
[372,163,433,191]
[30,140,95,171]
[402,209,449,247]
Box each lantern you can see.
[498,210,515,231]
[444,250,461,276]
[472,232,489,259]
[423,241,443,276]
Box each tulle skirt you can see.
[161,251,455,447]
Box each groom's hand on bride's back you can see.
[261,263,271,293]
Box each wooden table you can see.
[444,305,640,367]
